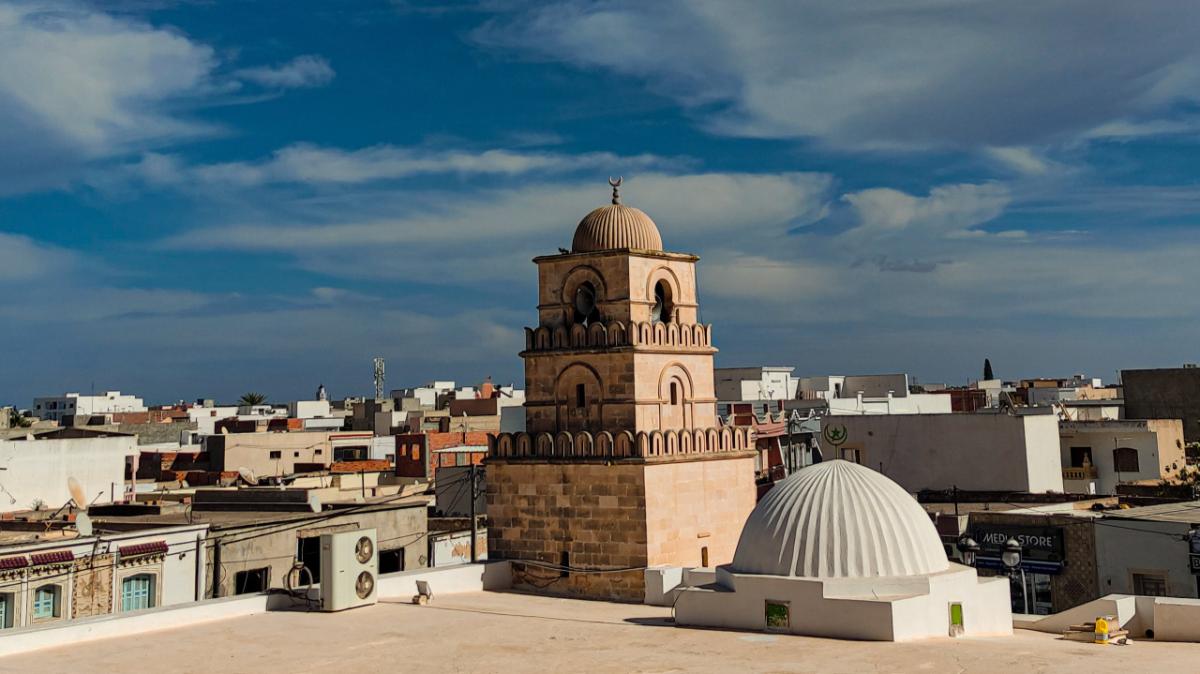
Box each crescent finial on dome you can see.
[608,176,623,204]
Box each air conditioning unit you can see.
[319,528,378,611]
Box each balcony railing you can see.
[1063,466,1098,480]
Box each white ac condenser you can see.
[319,528,378,611]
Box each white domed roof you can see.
[731,460,950,578]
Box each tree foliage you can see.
[238,392,267,406]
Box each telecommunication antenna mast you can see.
[372,357,386,400]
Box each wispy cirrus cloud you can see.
[234,54,335,89]
[471,1,1200,151]
[114,144,690,189]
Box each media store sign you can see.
[969,524,1066,574]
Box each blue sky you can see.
[4,0,1200,406]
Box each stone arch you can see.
[552,326,567,349]
[641,322,653,344]
[524,327,534,351]
[570,323,587,347]
[608,321,627,346]
[657,362,696,431]
[535,433,553,457]
[679,429,694,455]
[516,433,532,457]
[694,429,707,454]
[693,324,706,346]
[680,325,692,347]
[496,434,513,457]
[645,265,684,323]
[587,322,607,347]
[615,430,634,458]
[707,428,720,452]
[596,431,614,457]
[635,432,650,458]
[574,431,594,456]
[555,431,574,457]
[665,429,679,455]
[561,265,609,326]
[554,362,604,434]
[653,322,667,345]
[667,323,679,346]
[649,430,665,457]
[720,427,733,451]
[534,327,551,350]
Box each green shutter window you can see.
[121,575,155,612]
[0,593,10,628]
[32,585,59,619]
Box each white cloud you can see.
[0,232,76,281]
[472,1,1200,150]
[0,2,221,192]
[110,144,688,190]
[234,54,335,89]
[840,183,1011,242]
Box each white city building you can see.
[715,367,798,402]
[798,373,952,415]
[676,460,1012,641]
[32,392,146,422]
[0,430,138,512]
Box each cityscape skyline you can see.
[6,1,1200,404]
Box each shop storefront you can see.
[969,522,1066,615]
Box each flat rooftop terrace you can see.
[7,591,1193,674]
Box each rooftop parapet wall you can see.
[523,320,714,354]
[488,426,753,461]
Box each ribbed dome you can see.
[571,204,663,253]
[731,460,949,578]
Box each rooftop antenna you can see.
[237,466,259,486]
[373,357,386,400]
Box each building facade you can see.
[487,182,757,601]
[32,392,146,423]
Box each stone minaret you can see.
[487,179,757,601]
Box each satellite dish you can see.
[67,476,86,507]
[76,512,93,537]
[237,467,258,486]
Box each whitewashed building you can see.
[0,430,137,512]
[676,460,1012,640]
[32,392,146,423]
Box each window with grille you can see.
[121,574,156,611]
[32,585,60,619]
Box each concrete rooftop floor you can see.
[9,591,1196,674]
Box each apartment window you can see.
[293,451,300,458]
[269,450,282,460]
[1133,572,1168,597]
[575,384,586,409]
[700,546,710,568]
[334,446,368,462]
[1113,447,1140,473]
[1069,446,1093,467]
[32,585,61,620]
[670,382,679,406]
[234,567,269,595]
[379,549,405,574]
[0,592,13,628]
[314,449,323,456]
[120,574,156,612]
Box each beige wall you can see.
[487,455,755,601]
[211,432,332,476]
[643,456,756,568]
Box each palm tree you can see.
[239,392,267,406]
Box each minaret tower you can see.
[487,179,757,601]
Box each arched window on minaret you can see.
[652,280,673,323]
